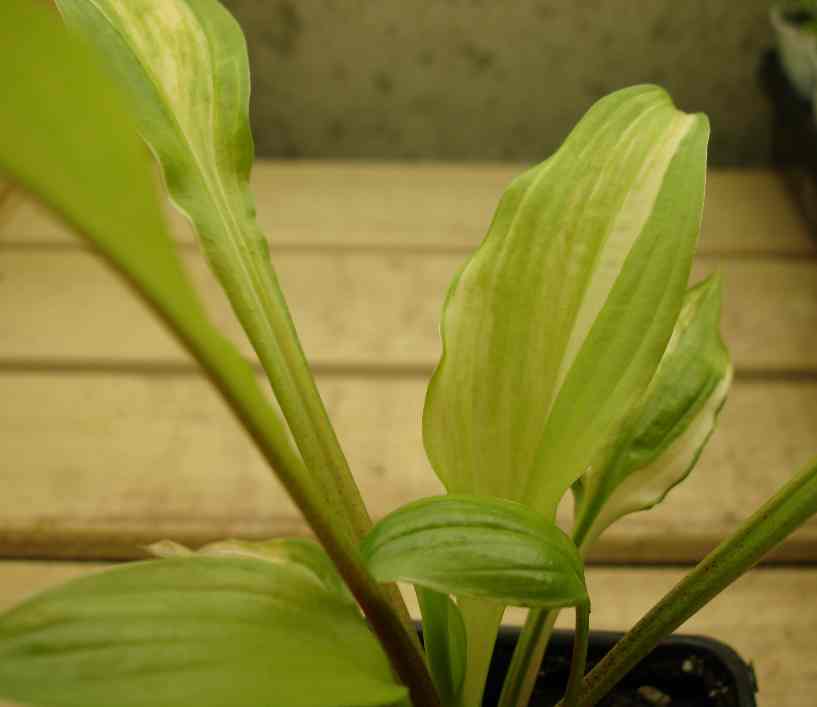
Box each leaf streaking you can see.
[423,86,710,519]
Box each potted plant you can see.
[0,2,814,706]
[770,1,817,100]
[763,2,817,237]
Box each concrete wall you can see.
[225,1,777,165]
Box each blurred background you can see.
[223,0,773,165]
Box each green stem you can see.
[570,482,606,558]
[561,604,590,707]
[254,275,417,642]
[497,608,558,707]
[160,318,441,707]
[457,597,504,707]
[498,513,596,707]
[572,456,817,707]
[255,268,374,542]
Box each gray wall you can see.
[225,1,776,166]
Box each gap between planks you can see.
[3,250,817,373]
[2,359,817,383]
[1,165,815,256]
[1,240,816,261]
[1,372,815,563]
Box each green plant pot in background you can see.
[760,49,817,241]
[770,4,817,100]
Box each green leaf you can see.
[423,86,709,519]
[149,537,353,600]
[0,0,347,573]
[572,275,732,549]
[55,0,366,535]
[416,588,467,707]
[0,557,405,707]
[361,495,588,609]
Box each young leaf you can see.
[55,0,370,539]
[0,557,405,707]
[416,588,467,707]
[149,537,353,600]
[423,86,709,520]
[572,275,732,549]
[361,495,588,609]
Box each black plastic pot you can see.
[759,48,817,241]
[480,628,758,707]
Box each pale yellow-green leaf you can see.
[0,10,404,703]
[56,0,367,537]
[423,86,709,519]
[572,275,732,549]
[0,0,310,509]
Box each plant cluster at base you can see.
[1,2,815,707]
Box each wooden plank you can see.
[2,249,817,373]
[1,372,814,562]
[1,561,814,707]
[1,164,813,255]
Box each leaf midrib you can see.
[86,0,280,373]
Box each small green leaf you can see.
[361,495,588,609]
[149,537,353,600]
[573,275,732,548]
[423,86,709,520]
[416,588,467,707]
[0,557,405,707]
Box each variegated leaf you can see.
[0,0,310,525]
[572,275,732,549]
[423,86,709,519]
[56,0,363,534]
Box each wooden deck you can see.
[1,162,816,706]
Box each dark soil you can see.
[481,630,757,707]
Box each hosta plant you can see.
[1,2,816,707]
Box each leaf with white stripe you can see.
[572,275,732,549]
[423,86,709,519]
[361,495,587,609]
[0,0,311,542]
[56,0,363,534]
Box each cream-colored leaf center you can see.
[553,112,699,401]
